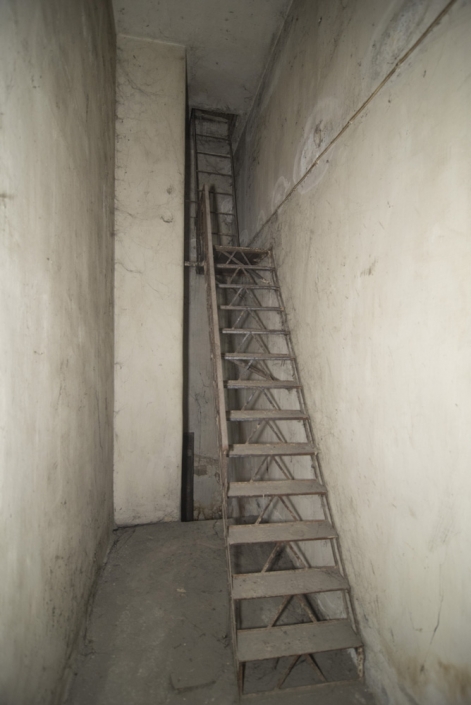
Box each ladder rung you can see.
[195,133,228,141]
[228,409,307,421]
[195,112,230,123]
[232,567,348,600]
[222,328,288,335]
[228,479,326,498]
[226,380,300,389]
[220,306,282,311]
[198,170,232,177]
[229,443,318,457]
[198,190,233,197]
[228,520,337,545]
[216,263,273,270]
[224,352,292,361]
[217,283,279,290]
[237,620,362,663]
[197,151,231,159]
[214,246,269,254]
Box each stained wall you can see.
[114,36,186,525]
[235,1,471,703]
[0,0,116,702]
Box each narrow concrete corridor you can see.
[2,0,471,703]
[65,521,376,705]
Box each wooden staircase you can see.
[198,181,363,694]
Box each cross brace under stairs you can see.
[198,183,364,696]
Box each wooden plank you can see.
[228,409,307,421]
[197,151,231,159]
[229,443,318,457]
[228,521,337,545]
[224,352,292,361]
[214,246,269,254]
[220,306,283,311]
[216,264,274,271]
[232,567,349,600]
[222,328,288,335]
[237,620,362,662]
[228,479,326,498]
[202,185,229,453]
[226,380,300,389]
[217,283,279,290]
[195,133,228,141]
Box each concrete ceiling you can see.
[112,0,292,115]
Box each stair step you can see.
[232,567,349,600]
[229,443,318,457]
[222,328,288,335]
[217,283,279,290]
[237,620,362,663]
[228,479,326,498]
[226,380,300,389]
[229,409,308,421]
[220,306,283,311]
[228,520,337,545]
[224,352,292,361]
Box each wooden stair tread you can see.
[224,352,292,360]
[229,409,307,421]
[232,567,349,600]
[228,520,337,545]
[228,479,326,498]
[226,379,300,389]
[237,620,362,662]
[229,443,318,457]
[222,328,288,335]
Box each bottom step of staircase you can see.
[237,620,362,662]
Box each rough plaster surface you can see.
[114,37,186,525]
[66,521,375,705]
[112,0,291,117]
[0,0,116,702]
[235,1,471,703]
[235,0,448,242]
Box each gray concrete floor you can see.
[65,521,376,705]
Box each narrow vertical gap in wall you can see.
[182,107,242,523]
[181,90,194,521]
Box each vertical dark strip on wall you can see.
[181,432,194,521]
[181,83,194,521]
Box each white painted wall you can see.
[235,1,471,703]
[0,0,116,702]
[114,37,186,526]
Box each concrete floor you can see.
[65,521,376,705]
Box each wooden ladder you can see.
[199,184,363,696]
